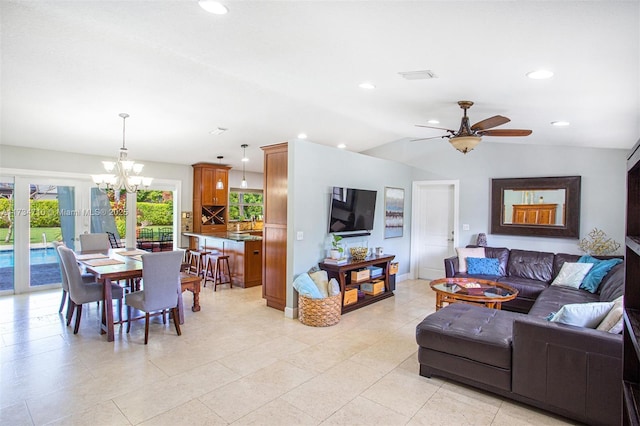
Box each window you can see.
[229,189,263,221]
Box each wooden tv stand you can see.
[319,254,395,314]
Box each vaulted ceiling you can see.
[2,1,638,172]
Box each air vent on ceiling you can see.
[398,70,438,80]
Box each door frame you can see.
[410,180,459,279]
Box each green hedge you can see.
[136,202,173,226]
[0,199,173,228]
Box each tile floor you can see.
[0,279,576,425]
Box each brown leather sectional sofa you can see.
[416,247,624,425]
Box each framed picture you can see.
[384,187,404,238]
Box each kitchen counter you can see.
[184,232,262,288]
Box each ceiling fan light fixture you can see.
[198,0,228,14]
[449,136,481,154]
[526,69,554,79]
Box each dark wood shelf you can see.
[626,309,640,361]
[624,138,640,425]
[628,237,640,257]
[624,381,640,426]
[319,254,395,314]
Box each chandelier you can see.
[92,113,152,193]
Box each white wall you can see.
[0,145,193,210]
[288,140,414,312]
[364,139,628,255]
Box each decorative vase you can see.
[329,249,341,259]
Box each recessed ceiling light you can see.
[358,82,376,90]
[297,133,307,139]
[209,127,228,135]
[526,69,554,79]
[337,144,347,149]
[427,119,440,124]
[198,0,228,14]
[551,121,570,127]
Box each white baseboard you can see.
[284,306,297,319]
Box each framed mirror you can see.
[490,176,581,238]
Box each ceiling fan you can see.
[414,101,532,154]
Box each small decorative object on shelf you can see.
[476,233,487,247]
[329,233,344,260]
[350,247,368,261]
[577,228,621,255]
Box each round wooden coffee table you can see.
[429,277,518,310]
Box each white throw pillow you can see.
[550,262,594,289]
[597,295,624,333]
[328,278,341,296]
[456,247,485,273]
[550,301,615,328]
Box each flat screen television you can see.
[328,187,377,233]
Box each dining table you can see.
[76,247,196,342]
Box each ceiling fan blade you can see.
[415,124,455,133]
[471,115,510,131]
[410,135,449,142]
[479,129,533,137]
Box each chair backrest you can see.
[57,245,98,305]
[52,241,68,292]
[106,231,123,248]
[137,228,154,241]
[159,227,173,241]
[79,233,110,252]
[141,250,183,311]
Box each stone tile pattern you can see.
[0,277,575,425]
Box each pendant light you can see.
[241,144,248,188]
[216,156,224,189]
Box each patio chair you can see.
[125,250,183,344]
[136,228,155,252]
[106,231,123,248]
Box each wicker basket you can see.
[298,293,342,327]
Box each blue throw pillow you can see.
[466,257,500,275]
[292,273,324,299]
[578,255,623,293]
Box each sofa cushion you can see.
[456,247,485,273]
[578,255,623,293]
[416,303,521,370]
[467,257,501,275]
[528,285,600,319]
[599,263,625,302]
[497,276,548,301]
[550,301,614,328]
[484,247,510,276]
[550,262,593,289]
[507,249,554,283]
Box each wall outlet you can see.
[462,224,470,231]
[296,231,304,240]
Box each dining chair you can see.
[57,245,124,334]
[53,240,97,315]
[125,250,183,344]
[79,233,110,251]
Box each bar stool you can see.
[204,254,232,291]
[187,248,210,278]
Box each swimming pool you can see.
[0,247,59,268]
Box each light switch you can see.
[296,231,304,240]
[462,224,470,231]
